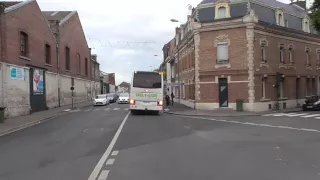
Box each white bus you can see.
[129,71,164,115]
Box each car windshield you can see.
[96,95,106,99]
[133,72,161,89]
[120,94,129,97]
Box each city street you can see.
[1,106,320,180]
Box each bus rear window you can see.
[133,72,161,88]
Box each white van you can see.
[129,71,164,115]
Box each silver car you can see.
[93,94,110,106]
[118,93,130,104]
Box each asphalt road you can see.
[0,102,129,180]
[1,106,320,180]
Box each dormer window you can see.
[275,8,284,26]
[214,2,230,19]
[217,7,226,19]
[303,18,310,33]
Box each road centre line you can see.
[175,115,320,133]
[106,158,115,165]
[97,170,110,180]
[88,111,130,180]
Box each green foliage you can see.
[310,0,320,31]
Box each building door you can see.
[218,78,228,107]
[29,68,47,113]
[296,78,300,105]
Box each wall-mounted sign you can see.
[33,69,44,95]
[10,66,26,80]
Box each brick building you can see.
[0,0,100,117]
[163,0,319,111]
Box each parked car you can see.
[303,95,320,111]
[93,94,109,106]
[107,93,118,103]
[118,93,130,104]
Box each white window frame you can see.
[289,45,294,64]
[303,18,310,33]
[275,9,284,26]
[217,7,227,19]
[260,39,268,63]
[217,42,229,64]
[214,2,230,20]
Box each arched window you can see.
[278,13,283,25]
[217,7,226,19]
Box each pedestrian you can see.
[165,94,170,106]
[171,92,175,106]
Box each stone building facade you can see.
[0,0,100,117]
[163,0,319,111]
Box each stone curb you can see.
[164,111,262,117]
[0,103,92,137]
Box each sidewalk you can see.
[0,100,92,137]
[164,103,302,117]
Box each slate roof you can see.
[200,0,307,17]
[42,11,73,21]
[1,1,22,7]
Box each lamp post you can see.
[171,18,181,103]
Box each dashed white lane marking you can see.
[88,111,131,180]
[176,115,320,133]
[111,150,119,156]
[301,114,320,118]
[113,108,120,110]
[105,108,110,111]
[106,158,115,165]
[93,108,100,111]
[63,109,71,112]
[283,113,308,117]
[97,170,110,180]
[84,109,92,112]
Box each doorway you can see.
[29,68,47,113]
[218,78,228,107]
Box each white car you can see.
[93,94,109,106]
[118,93,129,104]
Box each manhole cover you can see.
[82,128,104,132]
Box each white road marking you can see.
[93,108,100,111]
[113,108,120,110]
[97,170,110,180]
[301,114,320,118]
[283,113,308,117]
[84,109,92,112]
[111,150,119,156]
[106,158,115,165]
[63,109,71,112]
[88,111,130,180]
[175,115,320,133]
[105,108,110,111]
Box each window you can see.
[285,20,289,27]
[45,44,51,64]
[133,71,161,89]
[279,79,284,98]
[217,43,228,64]
[77,53,81,74]
[65,47,70,70]
[85,58,88,75]
[217,7,226,19]
[306,48,310,65]
[20,31,28,57]
[262,77,266,99]
[280,45,284,63]
[303,19,310,33]
[278,14,282,25]
[289,45,293,64]
[317,50,320,66]
[261,46,266,63]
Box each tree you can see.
[310,0,320,31]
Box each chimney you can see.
[291,0,306,10]
[91,54,97,61]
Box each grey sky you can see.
[10,0,296,84]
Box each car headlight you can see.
[314,101,320,105]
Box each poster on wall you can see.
[33,69,44,95]
[10,66,26,80]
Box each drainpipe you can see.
[54,20,61,107]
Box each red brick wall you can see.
[59,12,91,80]
[3,1,57,72]
[108,73,115,85]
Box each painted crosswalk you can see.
[263,112,320,119]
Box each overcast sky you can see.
[22,0,300,84]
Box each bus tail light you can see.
[158,100,163,106]
[130,99,135,105]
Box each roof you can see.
[1,1,22,7]
[42,11,77,25]
[199,0,307,18]
[3,0,35,13]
